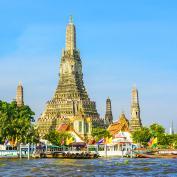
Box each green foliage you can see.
[172,134,177,148]
[132,127,151,146]
[132,123,177,149]
[44,130,72,146]
[92,127,111,142]
[157,134,173,147]
[149,123,165,137]
[0,100,39,145]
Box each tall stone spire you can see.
[104,97,113,126]
[37,17,101,138]
[129,86,142,132]
[65,15,76,51]
[16,81,24,107]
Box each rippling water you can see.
[0,158,177,176]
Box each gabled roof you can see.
[57,123,70,132]
[107,113,129,136]
[56,123,84,142]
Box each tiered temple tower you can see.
[129,86,142,132]
[16,82,24,107]
[104,97,113,126]
[37,16,101,138]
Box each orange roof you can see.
[56,123,85,142]
[108,113,129,136]
[87,139,96,145]
[57,123,70,132]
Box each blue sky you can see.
[0,0,177,132]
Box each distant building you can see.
[37,16,103,139]
[169,120,174,135]
[16,81,24,107]
[129,86,142,132]
[104,97,113,126]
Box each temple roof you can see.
[107,112,129,136]
[57,123,70,132]
[56,123,84,142]
[119,112,129,123]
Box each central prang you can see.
[37,16,103,139]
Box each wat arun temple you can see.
[37,17,103,139]
[37,16,142,139]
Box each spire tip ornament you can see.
[66,15,76,51]
[69,15,73,23]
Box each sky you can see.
[0,0,177,132]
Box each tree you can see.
[92,127,111,142]
[149,123,165,137]
[44,130,72,146]
[172,134,177,149]
[131,127,151,146]
[0,100,39,145]
[156,134,174,148]
[131,123,177,149]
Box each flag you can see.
[66,137,74,145]
[151,137,157,148]
[105,137,113,144]
[4,139,8,145]
[148,137,157,148]
[68,137,74,144]
[15,137,17,146]
[105,137,109,144]
[148,137,154,147]
[66,137,69,145]
[108,137,112,144]
[97,138,104,144]
[61,138,64,145]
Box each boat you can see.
[135,149,177,158]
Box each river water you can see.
[0,158,177,176]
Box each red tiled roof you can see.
[57,123,70,132]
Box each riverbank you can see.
[1,149,177,160]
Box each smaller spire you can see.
[121,107,124,114]
[18,81,22,86]
[132,85,139,105]
[16,81,24,107]
[132,84,137,91]
[130,86,142,132]
[105,97,113,126]
[69,15,73,24]
[65,15,76,51]
[121,110,125,115]
[107,97,110,101]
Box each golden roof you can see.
[107,112,129,136]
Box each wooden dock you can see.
[32,151,99,159]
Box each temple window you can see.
[85,122,89,133]
[79,121,82,132]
